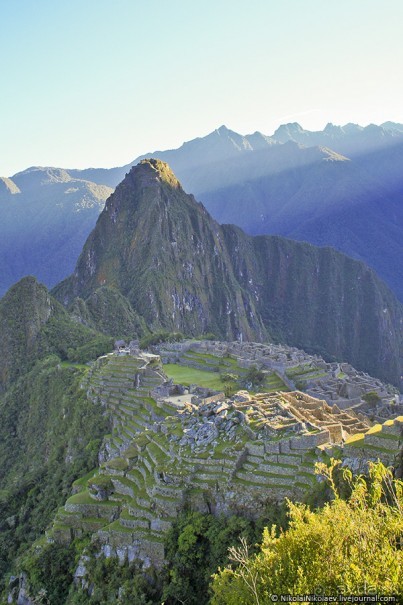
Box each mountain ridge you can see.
[0,168,113,297]
[2,121,403,301]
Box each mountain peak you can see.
[273,122,305,142]
[11,166,72,192]
[216,124,230,134]
[128,158,182,190]
[324,122,343,135]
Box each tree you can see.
[211,461,403,603]
[162,512,260,605]
[362,391,381,406]
[242,366,265,389]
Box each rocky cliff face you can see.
[222,228,403,385]
[54,160,403,386]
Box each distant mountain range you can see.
[0,168,112,296]
[1,121,402,302]
[53,159,403,387]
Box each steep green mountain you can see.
[54,160,403,387]
[0,277,116,581]
[0,167,112,297]
[69,286,148,338]
[56,160,266,341]
[70,123,403,301]
[3,123,403,301]
[0,276,115,391]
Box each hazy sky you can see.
[1,0,403,176]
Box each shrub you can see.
[211,461,403,602]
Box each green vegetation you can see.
[161,503,288,605]
[66,335,114,364]
[103,457,128,471]
[18,538,159,605]
[0,356,110,583]
[211,461,403,602]
[53,158,403,387]
[164,363,226,390]
[20,541,78,605]
[139,330,184,349]
[0,276,115,390]
[80,285,148,339]
[362,390,382,405]
[242,365,265,387]
[241,366,288,393]
[13,509,287,604]
[165,356,287,395]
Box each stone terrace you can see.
[51,349,401,568]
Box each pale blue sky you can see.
[1,0,403,176]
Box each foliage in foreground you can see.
[162,506,287,605]
[211,461,403,603]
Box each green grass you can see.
[183,350,221,361]
[105,520,135,533]
[72,468,98,490]
[373,433,400,441]
[66,490,118,506]
[103,457,128,471]
[66,490,98,505]
[60,361,90,371]
[285,365,314,377]
[164,364,225,389]
[164,361,287,394]
[357,444,398,454]
[234,477,291,490]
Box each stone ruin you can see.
[157,339,401,420]
[47,347,402,572]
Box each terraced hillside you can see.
[344,416,403,470]
[46,348,399,569]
